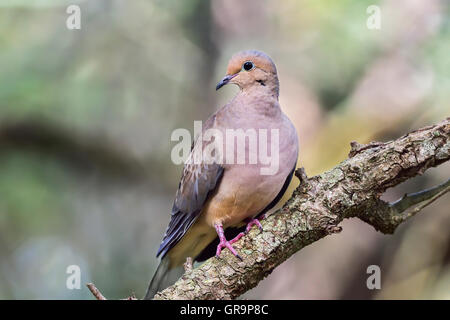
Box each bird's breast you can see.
[199,107,299,227]
[202,131,298,227]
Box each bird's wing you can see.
[157,115,224,259]
[255,164,296,219]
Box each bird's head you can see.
[216,50,279,97]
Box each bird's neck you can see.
[231,87,281,119]
[240,79,280,100]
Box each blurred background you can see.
[0,0,449,299]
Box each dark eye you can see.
[243,61,254,71]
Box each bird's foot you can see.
[244,214,265,233]
[216,237,244,261]
[214,224,243,261]
[229,232,245,244]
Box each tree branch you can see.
[87,283,107,300]
[151,118,450,300]
[389,178,450,214]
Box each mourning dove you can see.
[144,50,299,299]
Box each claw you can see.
[214,224,243,261]
[245,214,265,233]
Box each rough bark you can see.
[152,118,450,300]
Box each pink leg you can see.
[244,214,265,233]
[214,224,243,261]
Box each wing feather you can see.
[156,115,223,259]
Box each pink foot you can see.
[229,232,245,244]
[214,224,243,261]
[245,214,265,233]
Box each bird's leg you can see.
[214,223,243,261]
[244,214,265,233]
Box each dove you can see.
[144,50,299,299]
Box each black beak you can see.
[216,74,237,91]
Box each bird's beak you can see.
[216,73,238,91]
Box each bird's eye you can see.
[242,61,254,71]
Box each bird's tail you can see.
[143,256,184,299]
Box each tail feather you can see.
[143,256,184,299]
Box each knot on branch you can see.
[349,141,385,158]
[295,167,308,184]
[183,257,194,274]
[326,224,343,234]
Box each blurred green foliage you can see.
[0,0,448,299]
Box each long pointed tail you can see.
[143,256,183,299]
